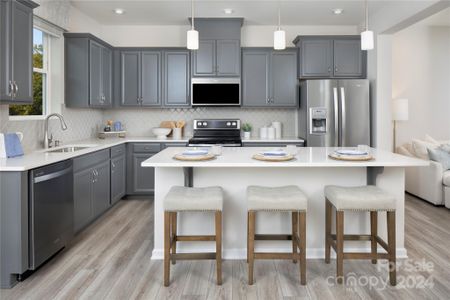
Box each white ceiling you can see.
[69,0,394,26]
[420,7,450,26]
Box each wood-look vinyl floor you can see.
[1,193,449,300]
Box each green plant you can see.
[242,123,252,132]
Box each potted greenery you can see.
[242,123,252,139]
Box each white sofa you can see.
[397,141,450,208]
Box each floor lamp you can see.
[392,98,409,152]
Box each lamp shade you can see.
[361,30,374,50]
[187,29,199,50]
[274,30,286,50]
[392,98,409,121]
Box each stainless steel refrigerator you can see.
[298,79,370,147]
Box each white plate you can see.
[182,149,209,156]
[335,149,368,156]
[259,150,288,157]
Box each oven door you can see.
[191,78,241,106]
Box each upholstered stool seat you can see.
[163,186,223,287]
[324,185,396,211]
[246,185,308,285]
[164,186,223,211]
[324,185,397,286]
[247,185,308,211]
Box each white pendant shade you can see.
[361,30,374,50]
[187,29,199,50]
[274,30,286,50]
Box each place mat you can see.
[173,153,216,161]
[252,154,295,162]
[328,153,374,161]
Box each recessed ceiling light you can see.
[223,8,234,15]
[113,8,125,15]
[332,8,344,15]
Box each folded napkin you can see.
[4,133,24,158]
[182,149,209,156]
[260,150,287,157]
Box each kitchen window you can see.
[9,28,50,119]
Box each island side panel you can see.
[152,167,406,260]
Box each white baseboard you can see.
[151,247,407,260]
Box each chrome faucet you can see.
[44,113,68,149]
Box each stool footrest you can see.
[331,234,372,241]
[343,252,389,260]
[254,252,299,260]
[171,253,216,260]
[255,234,292,241]
[176,235,216,242]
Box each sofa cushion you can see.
[428,148,450,171]
[443,171,450,186]
[412,139,438,160]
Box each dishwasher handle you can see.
[33,166,73,183]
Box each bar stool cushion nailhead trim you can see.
[247,185,308,211]
[325,185,396,211]
[164,186,223,212]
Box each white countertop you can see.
[142,147,428,168]
[0,136,306,172]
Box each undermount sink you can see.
[45,146,93,153]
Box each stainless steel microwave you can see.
[191,78,241,106]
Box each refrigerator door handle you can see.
[333,87,339,146]
[340,87,346,146]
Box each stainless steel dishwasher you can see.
[29,160,73,269]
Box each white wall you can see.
[392,24,450,145]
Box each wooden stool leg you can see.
[164,212,171,287]
[248,211,256,285]
[370,211,378,264]
[299,211,307,285]
[215,211,223,285]
[292,212,298,264]
[336,210,344,284]
[325,199,332,264]
[171,212,177,265]
[387,211,396,286]
[247,211,250,263]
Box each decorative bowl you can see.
[152,127,172,140]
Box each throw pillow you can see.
[427,148,450,171]
[412,139,438,160]
[439,144,450,153]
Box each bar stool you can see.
[247,185,308,285]
[163,186,223,286]
[324,185,397,285]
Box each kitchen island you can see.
[142,147,427,260]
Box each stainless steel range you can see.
[188,119,242,147]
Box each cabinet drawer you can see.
[73,149,109,173]
[110,144,126,158]
[133,143,161,153]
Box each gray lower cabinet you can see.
[0,0,38,104]
[127,143,161,195]
[294,35,366,79]
[120,50,162,107]
[163,50,190,107]
[73,150,110,232]
[242,48,298,107]
[64,33,113,108]
[110,145,126,204]
[192,39,240,77]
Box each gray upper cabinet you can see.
[242,48,298,107]
[192,39,240,77]
[294,36,366,79]
[163,50,190,107]
[0,0,38,104]
[120,50,162,107]
[64,33,113,108]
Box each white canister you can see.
[267,127,276,140]
[271,121,282,139]
[172,128,182,140]
[259,127,268,139]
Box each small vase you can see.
[244,131,251,139]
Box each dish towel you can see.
[3,133,24,158]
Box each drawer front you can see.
[73,149,110,173]
[110,144,126,158]
[133,143,161,153]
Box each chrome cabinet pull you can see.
[8,81,14,97]
[13,81,18,96]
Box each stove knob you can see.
[197,122,202,127]
[232,122,237,126]
[226,122,231,126]
[202,122,207,126]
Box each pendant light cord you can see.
[191,0,195,30]
[365,0,369,30]
[277,1,281,30]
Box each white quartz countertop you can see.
[142,147,428,168]
[0,136,306,171]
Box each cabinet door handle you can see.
[335,67,338,72]
[112,162,116,168]
[13,81,18,97]
[8,81,14,97]
[328,67,331,73]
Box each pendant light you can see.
[361,0,374,50]
[274,3,286,50]
[187,0,199,50]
